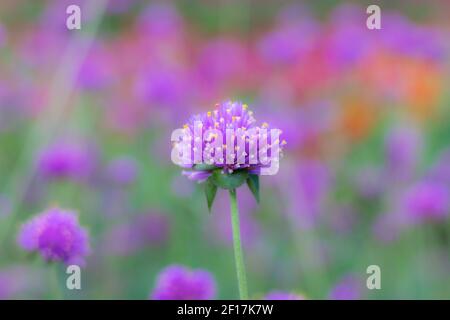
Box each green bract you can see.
[204,169,260,212]
[211,169,249,190]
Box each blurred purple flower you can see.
[258,19,317,66]
[151,265,216,300]
[288,160,332,228]
[17,207,90,266]
[328,275,363,300]
[373,179,449,240]
[0,266,43,299]
[256,100,334,152]
[385,125,422,180]
[19,27,68,68]
[402,180,449,222]
[76,46,114,91]
[327,5,376,69]
[264,291,305,300]
[134,65,189,109]
[181,170,212,183]
[105,156,139,186]
[137,3,184,39]
[0,270,21,299]
[37,140,98,181]
[381,13,446,61]
[196,39,249,90]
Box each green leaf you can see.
[205,179,218,212]
[211,169,248,190]
[246,174,260,203]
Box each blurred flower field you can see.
[0,0,449,299]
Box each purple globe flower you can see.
[402,180,449,222]
[264,291,305,300]
[151,265,216,300]
[17,208,90,266]
[175,101,286,182]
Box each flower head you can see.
[172,101,285,208]
[151,265,216,300]
[176,101,284,176]
[17,207,90,266]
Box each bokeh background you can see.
[0,0,449,299]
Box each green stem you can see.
[51,264,64,300]
[229,189,249,299]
